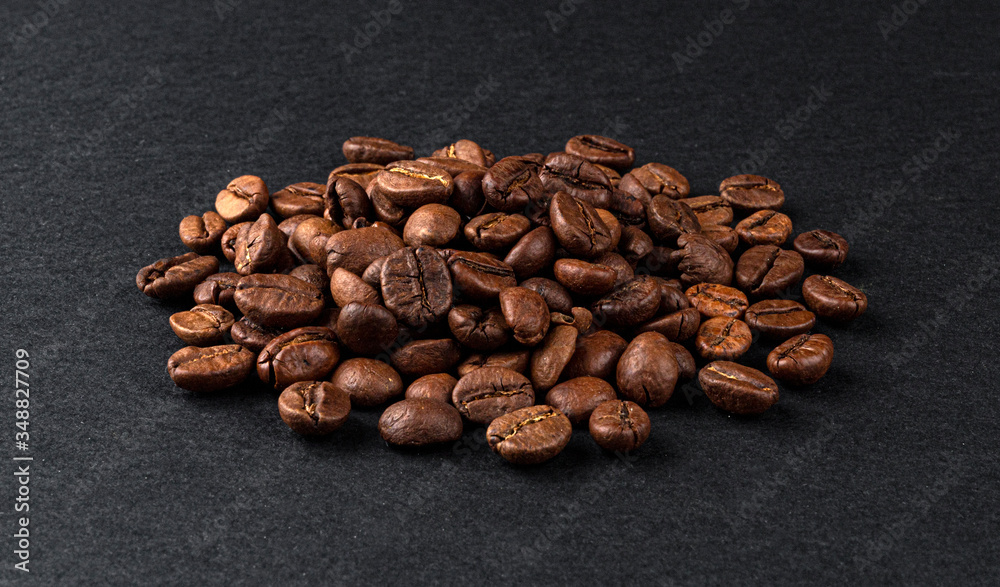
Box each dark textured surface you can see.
[2,0,999,584]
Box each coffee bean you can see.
[391,339,460,378]
[457,349,531,377]
[549,191,614,258]
[271,182,326,218]
[215,175,269,223]
[137,252,219,299]
[597,209,622,248]
[329,267,379,308]
[432,139,488,166]
[647,196,701,245]
[626,163,690,199]
[290,217,339,266]
[530,324,578,392]
[674,233,734,287]
[482,156,546,213]
[328,162,384,191]
[744,300,816,339]
[734,245,804,298]
[544,377,617,425]
[608,189,648,228]
[402,204,461,247]
[719,174,784,211]
[655,279,691,313]
[520,277,573,315]
[464,212,532,251]
[234,213,285,275]
[735,210,793,246]
[698,361,779,415]
[564,135,635,170]
[325,177,372,229]
[230,317,283,353]
[539,152,612,209]
[325,226,405,275]
[767,333,834,385]
[504,226,557,281]
[594,252,634,288]
[500,287,550,347]
[594,164,621,186]
[169,304,235,346]
[700,224,740,253]
[193,272,241,310]
[553,258,617,296]
[802,275,868,321]
[793,230,849,268]
[416,156,486,178]
[448,305,510,351]
[637,307,701,342]
[379,398,464,446]
[562,330,628,380]
[616,331,679,407]
[682,195,733,226]
[667,342,696,380]
[405,373,458,403]
[695,317,753,360]
[331,358,403,407]
[685,283,748,319]
[342,136,414,165]
[367,181,407,226]
[452,367,535,424]
[448,169,487,219]
[487,405,572,465]
[589,400,651,452]
[446,251,517,301]
[379,246,453,329]
[234,273,324,328]
[179,211,227,254]
[278,381,351,436]
[256,326,340,390]
[373,160,454,208]
[590,276,661,327]
[221,222,251,263]
[289,265,329,300]
[167,344,256,392]
[335,301,399,356]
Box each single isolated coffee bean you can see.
[331,358,403,407]
[270,182,326,218]
[616,331,679,407]
[167,344,256,392]
[342,136,414,165]
[335,302,399,356]
[257,327,340,390]
[379,399,464,446]
[553,258,617,296]
[685,283,749,319]
[405,373,458,403]
[539,152,613,209]
[564,135,635,170]
[549,191,614,258]
[464,212,532,251]
[500,287,550,347]
[169,304,235,346]
[179,211,227,254]
[487,405,572,465]
[698,361,779,415]
[767,333,834,386]
[734,245,805,298]
[504,226,557,280]
[278,381,351,437]
[719,174,784,211]
[215,175,269,223]
[562,330,628,380]
[544,377,617,425]
[695,317,753,360]
[448,305,510,351]
[589,400,651,453]
[380,246,453,329]
[403,204,462,247]
[793,229,849,268]
[735,210,793,246]
[802,275,868,321]
[373,160,454,208]
[136,252,219,299]
[229,317,283,353]
[744,300,816,339]
[390,339,461,378]
[452,367,535,425]
[235,274,324,329]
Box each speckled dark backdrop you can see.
[1,0,998,584]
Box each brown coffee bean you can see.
[647,196,701,245]
[457,349,531,377]
[500,287,550,347]
[504,226,557,281]
[271,182,325,218]
[169,304,235,346]
[416,156,486,178]
[685,283,749,319]
[734,245,805,298]
[627,163,690,199]
[179,211,227,254]
[166,344,255,392]
[594,252,634,288]
[487,405,572,465]
[257,327,340,390]
[539,152,612,209]
[367,181,407,226]
[464,212,531,251]
[744,300,816,339]
[482,156,546,213]
[767,333,834,385]
[234,213,284,275]
[618,226,654,265]
[447,169,487,219]
[405,373,458,403]
[328,267,379,307]
[391,339,461,378]
[564,135,635,170]
[549,191,614,258]
[594,164,622,186]
[193,272,241,310]
[682,196,733,226]
[448,305,510,351]
[452,367,535,424]
[637,308,701,342]
[617,172,653,206]
[221,222,250,262]
[655,279,691,313]
[695,317,753,360]
[373,160,454,208]
[719,174,784,211]
[402,204,461,247]
[520,278,573,315]
[562,330,627,380]
[553,258,617,296]
[700,224,740,254]
[289,265,329,299]
[616,332,679,407]
[446,251,517,301]
[342,136,414,165]
[234,274,324,329]
[330,358,403,407]
[544,377,617,425]
[230,318,284,353]
[324,176,372,228]
[802,275,868,321]
[529,325,578,392]
[699,361,779,415]
[735,210,793,246]
[335,302,399,356]
[290,217,338,265]
[379,246,453,329]
[328,163,383,191]
[432,139,488,166]
[570,307,593,333]
[215,175,269,223]
[325,226,405,275]
[589,400,651,452]
[278,381,351,436]
[674,233,734,287]
[793,230,849,268]
[667,342,696,380]
[379,398,464,446]
[137,252,219,299]
[591,276,661,327]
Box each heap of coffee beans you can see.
[137,135,868,465]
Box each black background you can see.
[2,0,999,584]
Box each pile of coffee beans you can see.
[137,135,868,465]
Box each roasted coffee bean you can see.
[655,279,691,313]
[802,275,868,321]
[594,252,634,288]
[627,163,690,199]
[793,230,849,268]
[221,222,251,263]
[169,304,235,346]
[234,274,324,328]
[446,251,517,301]
[616,332,679,407]
[432,138,488,166]
[700,224,740,253]
[564,135,635,170]
[278,381,351,436]
[277,215,314,241]
[271,182,326,218]
[520,278,573,315]
[698,361,779,415]
[464,212,531,251]
[530,324,578,392]
[335,302,399,356]
[416,156,486,178]
[667,342,696,380]
[553,258,617,296]
[637,308,701,342]
[457,349,531,377]
[595,164,621,187]
[636,245,678,276]
[767,333,834,385]
[328,162,383,191]
[539,152,612,209]
[647,196,701,245]
[674,233,734,287]
[193,272,241,310]
[215,175,269,223]
[562,330,628,380]
[549,191,614,258]
[719,174,784,211]
[325,226,405,275]
[361,256,387,289]
[167,344,256,392]
[179,211,227,254]
[403,204,462,247]
[685,283,749,319]
[391,339,461,377]
[744,300,816,339]
[373,160,454,208]
[331,358,403,407]
[482,156,546,213]
[544,377,617,425]
[234,213,284,275]
[230,317,283,353]
[137,252,219,299]
[682,196,733,226]
[342,136,414,165]
[589,400,651,453]
[591,276,661,327]
[257,327,340,390]
[734,245,804,298]
[329,268,379,307]
[448,169,487,218]
[290,217,339,265]
[735,210,793,246]
[618,226,654,265]
[288,264,329,299]
[367,181,407,226]
[571,307,593,333]
[695,317,753,360]
[405,373,458,403]
[617,172,653,205]
[504,226,557,281]
[487,405,572,465]
[379,246,452,329]
[448,305,510,351]
[452,367,535,425]
[597,209,622,247]
[379,398,464,446]
[498,287,550,347]
[325,177,372,229]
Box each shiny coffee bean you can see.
[682,196,733,226]
[325,226,405,275]
[331,358,403,407]
[215,175,269,223]
[553,258,617,296]
[169,304,235,346]
[802,275,868,321]
[618,226,654,265]
[594,164,621,186]
[457,349,531,377]
[744,300,816,339]
[335,302,399,356]
[627,163,690,199]
[179,211,227,254]
[667,342,696,380]
[544,377,617,425]
[230,317,283,353]
[597,209,622,248]
[379,399,464,446]
[482,156,546,212]
[271,182,325,218]
[328,162,383,191]
[695,317,753,360]
[221,222,251,263]
[446,251,517,301]
[278,381,351,436]
[520,278,573,315]
[234,213,285,275]
[416,156,486,178]
[637,308,701,342]
[433,139,489,166]
[655,279,691,313]
[591,276,661,327]
[329,268,379,307]
[698,361,779,415]
[193,272,241,310]
[734,245,804,298]
[403,204,461,247]
[452,367,535,425]
[594,252,633,288]
[405,373,458,403]
[234,274,324,329]
[530,325,578,392]
[367,181,407,226]
[539,152,612,209]
[564,135,635,170]
[562,330,628,380]
[137,252,219,299]
[167,344,255,392]
[487,405,572,465]
[373,160,454,208]
[767,333,834,385]
[464,212,531,251]
[549,191,614,258]
[390,339,461,377]
[793,230,849,268]
[589,400,651,453]
[647,196,701,245]
[379,246,452,329]
[504,226,557,280]
[290,217,338,265]
[289,265,329,299]
[342,136,414,165]
[448,305,510,351]
[735,210,793,246]
[674,233,734,287]
[325,177,372,229]
[500,287,550,347]
[719,174,784,211]
[257,327,339,390]
[616,331,679,407]
[685,283,748,319]
[700,224,740,254]
[448,169,487,219]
